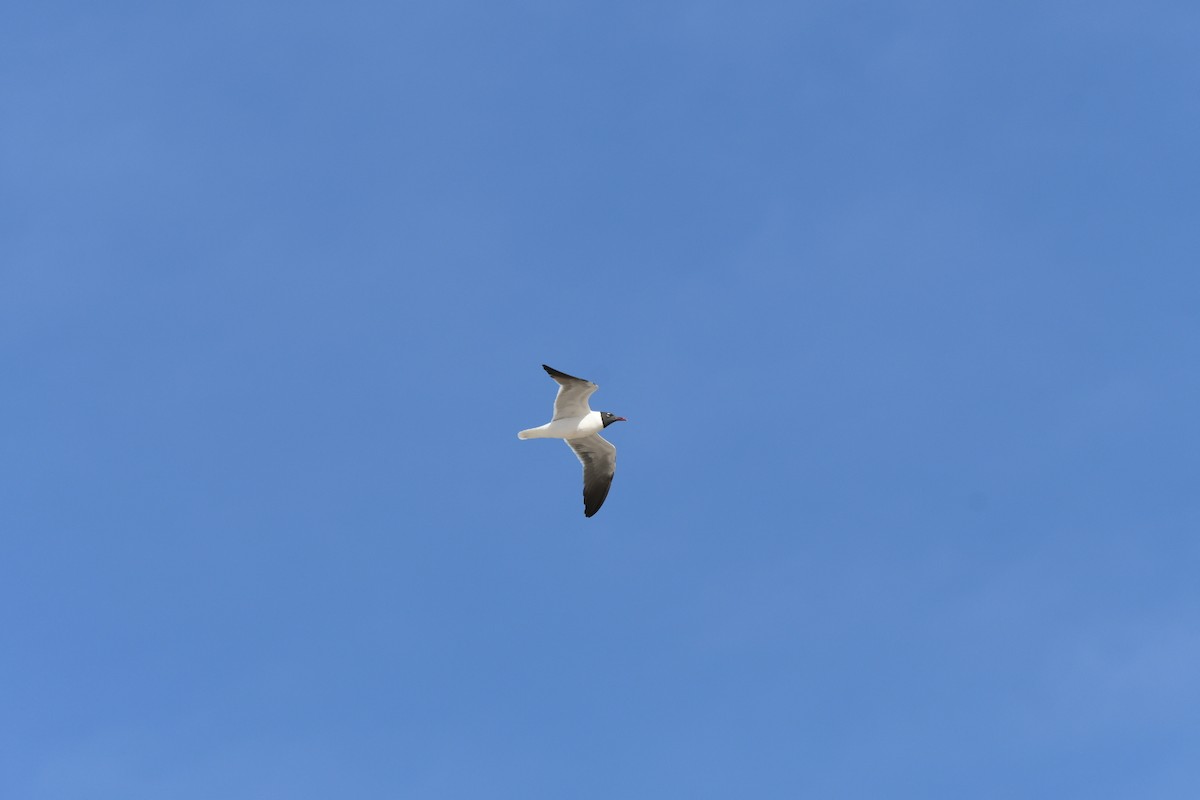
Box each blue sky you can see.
[3,1,1199,797]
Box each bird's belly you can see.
[548,415,601,438]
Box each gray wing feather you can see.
[565,434,617,517]
[543,364,599,420]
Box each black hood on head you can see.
[600,411,626,428]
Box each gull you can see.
[518,364,627,517]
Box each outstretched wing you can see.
[543,364,599,420]
[565,434,617,517]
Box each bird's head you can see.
[600,411,627,428]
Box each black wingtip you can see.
[543,364,585,382]
[583,487,610,517]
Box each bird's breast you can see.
[550,412,603,438]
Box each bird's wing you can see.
[543,364,599,420]
[565,434,617,517]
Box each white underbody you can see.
[518,411,603,440]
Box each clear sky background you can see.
[3,1,1199,798]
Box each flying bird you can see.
[518,364,627,517]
